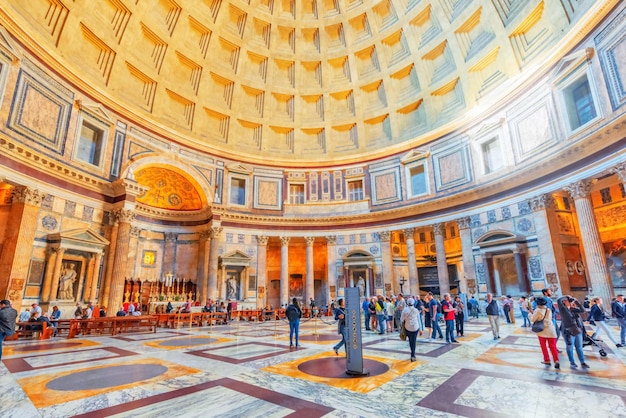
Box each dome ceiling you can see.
[0,0,597,164]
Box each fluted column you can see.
[197,229,211,303]
[530,194,569,294]
[305,236,315,303]
[48,247,66,302]
[564,180,613,303]
[433,223,450,295]
[457,217,474,295]
[280,236,290,306]
[379,231,393,295]
[207,226,222,299]
[513,246,530,294]
[404,228,417,295]
[100,217,119,306]
[163,233,177,276]
[126,226,141,278]
[80,254,94,302]
[255,235,269,308]
[0,186,45,310]
[326,236,337,303]
[107,209,135,312]
[41,247,61,303]
[89,252,103,302]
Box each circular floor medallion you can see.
[298,357,389,378]
[158,337,217,347]
[46,364,167,391]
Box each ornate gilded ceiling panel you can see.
[134,167,203,211]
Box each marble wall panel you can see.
[596,6,626,110]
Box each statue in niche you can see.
[356,275,365,297]
[58,262,77,300]
[226,276,238,300]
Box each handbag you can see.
[531,310,547,333]
[568,324,582,336]
[400,322,407,341]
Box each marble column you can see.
[163,233,177,277]
[41,247,61,303]
[197,229,211,303]
[127,226,141,278]
[326,236,337,304]
[564,180,614,303]
[207,226,222,299]
[305,236,315,303]
[89,252,103,302]
[100,218,119,307]
[0,186,45,310]
[280,236,290,307]
[484,254,496,294]
[107,209,135,312]
[81,254,95,302]
[457,217,474,295]
[256,235,269,308]
[433,223,450,295]
[530,194,569,294]
[404,228,417,295]
[48,247,66,302]
[379,231,393,295]
[513,246,531,294]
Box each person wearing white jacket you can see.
[530,297,560,369]
[401,298,422,362]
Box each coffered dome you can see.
[0,0,607,165]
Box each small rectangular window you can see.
[289,184,305,204]
[620,183,626,199]
[419,232,425,242]
[562,74,598,132]
[449,226,456,238]
[409,164,427,196]
[600,188,612,204]
[563,196,571,210]
[76,122,104,166]
[230,178,246,205]
[481,137,503,174]
[347,180,364,201]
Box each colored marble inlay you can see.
[143,336,230,350]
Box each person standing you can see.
[541,288,560,344]
[0,299,18,360]
[519,296,531,327]
[286,297,302,348]
[401,298,422,362]
[441,293,457,344]
[468,296,479,318]
[557,296,589,369]
[394,294,406,331]
[362,297,371,330]
[531,297,560,369]
[611,294,626,347]
[375,296,386,335]
[454,295,465,337]
[590,296,622,348]
[485,293,500,340]
[333,298,347,355]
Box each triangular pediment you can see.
[0,25,21,62]
[401,148,430,164]
[75,100,115,125]
[550,47,594,86]
[219,250,251,267]
[48,228,110,251]
[226,163,252,174]
[475,230,525,246]
[221,250,251,260]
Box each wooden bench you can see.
[5,321,54,341]
[67,316,158,338]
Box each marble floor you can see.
[1,316,626,418]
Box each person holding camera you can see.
[557,296,589,369]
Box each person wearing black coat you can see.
[589,297,621,348]
[557,296,589,369]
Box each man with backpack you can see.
[0,299,18,360]
[427,292,443,341]
[285,298,302,348]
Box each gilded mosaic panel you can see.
[134,167,203,210]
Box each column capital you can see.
[432,223,445,236]
[113,208,135,224]
[564,180,593,200]
[529,194,556,211]
[280,236,291,246]
[255,235,269,245]
[129,226,142,238]
[611,162,626,183]
[403,228,415,238]
[164,232,177,242]
[11,186,46,206]
[325,235,337,245]
[209,226,223,239]
[199,229,212,240]
[457,217,471,230]
[305,236,315,246]
[50,246,65,255]
[379,231,391,242]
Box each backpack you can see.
[286,305,300,321]
[436,300,443,314]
